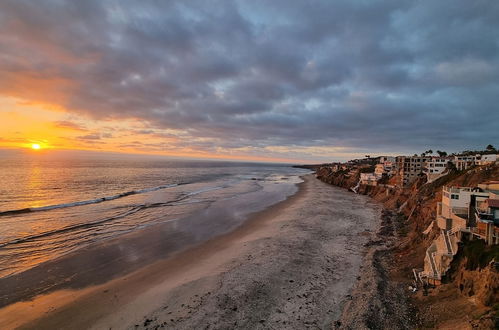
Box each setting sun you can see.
[31,143,41,150]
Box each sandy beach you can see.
[0,175,381,329]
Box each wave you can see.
[186,185,224,196]
[0,206,144,248]
[0,184,180,216]
[0,184,225,248]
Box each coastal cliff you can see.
[317,164,499,329]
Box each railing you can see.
[426,250,439,279]
[476,210,494,221]
[443,230,454,255]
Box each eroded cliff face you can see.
[316,167,359,190]
[316,164,499,328]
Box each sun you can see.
[31,143,41,150]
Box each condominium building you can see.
[396,156,432,186]
[423,157,451,183]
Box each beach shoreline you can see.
[1,174,381,329]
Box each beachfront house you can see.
[476,154,499,166]
[374,164,385,178]
[454,155,478,171]
[360,173,378,186]
[473,182,499,245]
[419,182,499,285]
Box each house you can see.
[374,164,385,178]
[454,155,478,171]
[474,198,499,245]
[476,154,499,166]
[384,160,396,176]
[376,156,396,177]
[420,183,499,285]
[423,157,451,183]
[378,156,396,164]
[473,181,499,244]
[436,186,489,233]
[360,173,378,186]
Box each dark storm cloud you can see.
[0,0,498,160]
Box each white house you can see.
[422,184,496,284]
[476,154,499,166]
[423,157,450,183]
[360,173,378,186]
[454,155,478,171]
[378,156,396,164]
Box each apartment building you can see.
[396,155,432,186]
[423,157,451,183]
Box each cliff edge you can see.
[318,164,499,329]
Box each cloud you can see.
[53,120,87,131]
[0,0,498,161]
[77,133,101,140]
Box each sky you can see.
[0,0,498,163]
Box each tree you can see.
[437,150,447,157]
[486,144,495,152]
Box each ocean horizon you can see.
[0,154,310,279]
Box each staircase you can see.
[427,250,439,279]
[442,230,454,255]
[351,179,361,193]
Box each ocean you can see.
[0,153,310,279]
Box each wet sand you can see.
[0,175,380,329]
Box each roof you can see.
[486,198,499,208]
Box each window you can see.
[451,194,459,200]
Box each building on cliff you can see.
[476,154,499,166]
[375,156,396,177]
[360,172,379,186]
[423,157,452,183]
[419,182,499,285]
[451,154,498,171]
[453,155,478,171]
[396,155,432,186]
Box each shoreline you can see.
[1,174,381,329]
[335,209,417,329]
[312,169,418,329]
[0,173,300,308]
[0,175,309,329]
